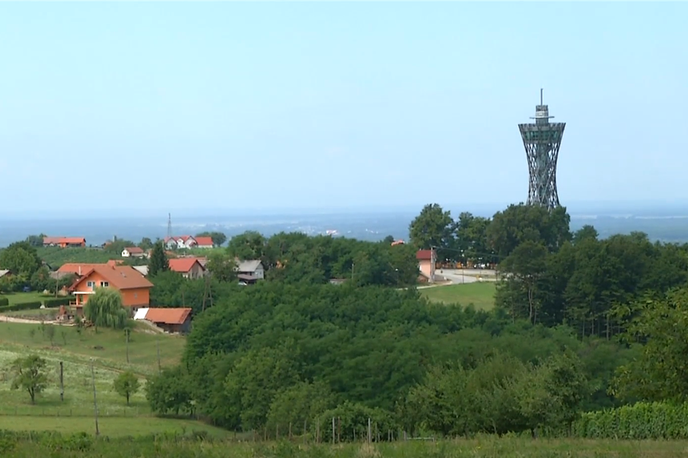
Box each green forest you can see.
[142,203,688,439]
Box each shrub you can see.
[574,402,688,439]
[0,297,8,307]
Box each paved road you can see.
[436,269,497,284]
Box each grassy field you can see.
[1,307,62,319]
[0,416,232,438]
[420,282,496,310]
[4,437,688,457]
[0,321,186,419]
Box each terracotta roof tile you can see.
[71,265,154,290]
[195,236,213,246]
[145,307,192,325]
[124,246,144,254]
[416,249,435,261]
[168,258,205,273]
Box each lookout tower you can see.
[518,89,566,208]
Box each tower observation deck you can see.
[518,89,566,208]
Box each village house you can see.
[236,259,265,284]
[121,246,146,258]
[416,249,437,283]
[134,307,192,334]
[132,265,149,276]
[0,270,11,280]
[68,263,153,312]
[194,236,214,249]
[43,236,86,248]
[168,258,207,279]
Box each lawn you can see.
[420,282,496,310]
[0,322,186,417]
[36,246,115,269]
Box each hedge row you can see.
[0,296,72,313]
[574,402,688,440]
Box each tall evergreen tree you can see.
[149,241,169,277]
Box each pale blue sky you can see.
[0,2,686,216]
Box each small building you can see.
[236,260,265,282]
[168,258,207,279]
[121,247,146,258]
[194,236,214,249]
[134,307,192,334]
[0,269,11,280]
[43,237,86,248]
[416,249,437,283]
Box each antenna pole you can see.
[540,88,543,105]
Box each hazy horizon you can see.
[1,2,687,214]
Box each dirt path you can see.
[0,315,46,324]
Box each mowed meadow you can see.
[0,320,230,437]
[420,282,496,310]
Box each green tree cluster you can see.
[145,282,628,435]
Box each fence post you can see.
[332,417,335,444]
[367,418,372,443]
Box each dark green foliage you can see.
[84,288,128,330]
[148,241,169,277]
[0,297,9,306]
[574,402,688,440]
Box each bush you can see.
[574,402,688,439]
[0,297,8,307]
[0,301,42,313]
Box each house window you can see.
[100,281,109,287]
[134,292,138,299]
[87,281,95,288]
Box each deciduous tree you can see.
[113,370,140,405]
[10,355,48,404]
[84,287,129,331]
[409,204,456,261]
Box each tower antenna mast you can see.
[518,89,566,209]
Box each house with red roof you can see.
[194,236,214,249]
[69,263,153,311]
[43,236,86,248]
[416,249,437,283]
[168,258,207,279]
[121,246,146,258]
[134,307,192,334]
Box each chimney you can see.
[78,266,81,276]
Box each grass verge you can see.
[420,282,496,310]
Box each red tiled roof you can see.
[168,258,205,273]
[416,249,435,261]
[195,236,213,246]
[145,307,192,325]
[59,263,106,275]
[124,246,144,254]
[70,264,154,291]
[44,236,86,245]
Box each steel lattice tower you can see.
[518,89,566,208]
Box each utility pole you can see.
[59,361,64,402]
[90,359,99,436]
[157,337,161,373]
[125,328,130,364]
[351,263,355,282]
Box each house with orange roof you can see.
[194,236,214,249]
[168,258,206,279]
[69,263,153,311]
[134,307,192,334]
[43,236,86,248]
